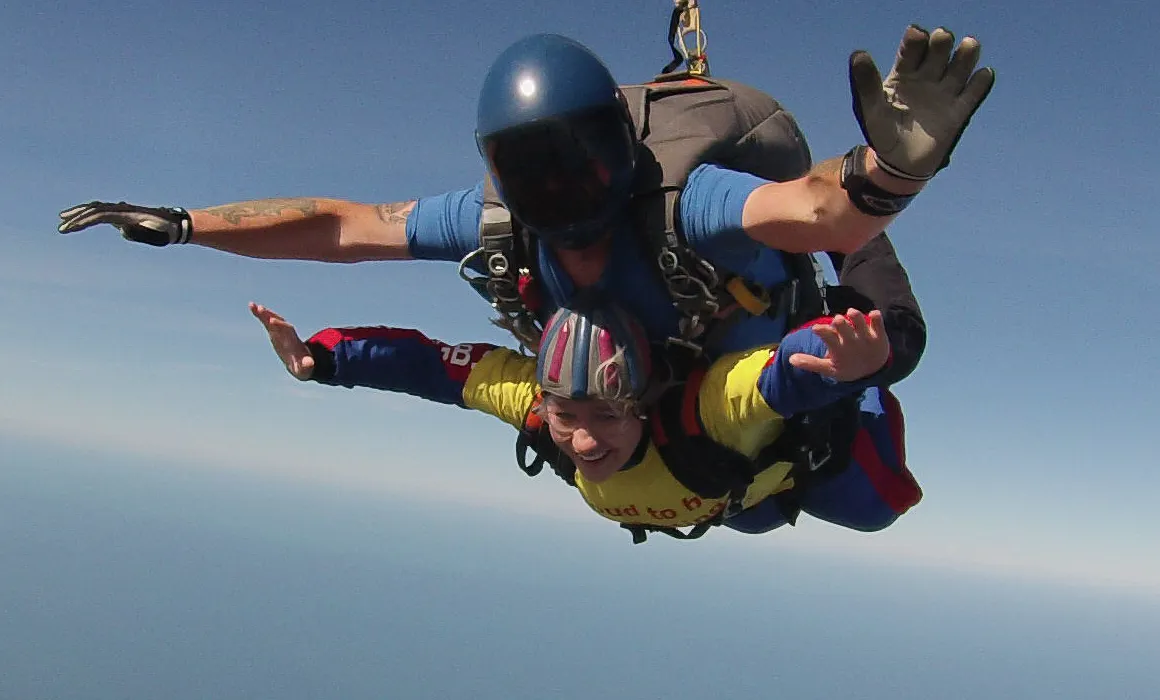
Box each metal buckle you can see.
[487,251,510,276]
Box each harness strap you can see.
[650,367,758,501]
[516,396,577,486]
[635,186,829,359]
[467,198,545,353]
[750,394,862,526]
[621,520,716,544]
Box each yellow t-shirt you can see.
[460,345,796,528]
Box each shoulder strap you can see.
[515,394,578,487]
[623,78,733,351]
[650,366,756,508]
[464,177,546,352]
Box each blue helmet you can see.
[475,34,638,249]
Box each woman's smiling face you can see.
[540,395,643,482]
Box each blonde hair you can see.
[593,345,635,403]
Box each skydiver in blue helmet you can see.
[58,23,994,384]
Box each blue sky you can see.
[2,0,1159,613]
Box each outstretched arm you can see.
[251,302,494,405]
[190,198,416,262]
[250,303,539,427]
[58,197,417,262]
[59,185,487,264]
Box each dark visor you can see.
[482,105,635,233]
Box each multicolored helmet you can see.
[536,302,653,404]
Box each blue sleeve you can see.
[305,326,496,407]
[679,163,768,252]
[404,181,485,263]
[756,325,880,417]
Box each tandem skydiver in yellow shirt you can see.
[250,298,920,539]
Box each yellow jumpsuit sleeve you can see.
[460,348,541,429]
[693,345,795,507]
[695,345,786,456]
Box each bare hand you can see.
[789,308,889,381]
[249,302,315,380]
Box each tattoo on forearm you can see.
[200,198,319,225]
[376,201,415,226]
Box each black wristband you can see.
[172,207,193,245]
[840,145,917,217]
[305,341,337,382]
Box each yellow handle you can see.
[725,277,770,316]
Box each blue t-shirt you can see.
[405,163,792,355]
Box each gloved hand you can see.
[57,201,193,247]
[848,25,996,181]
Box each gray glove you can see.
[849,25,996,181]
[58,201,193,247]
